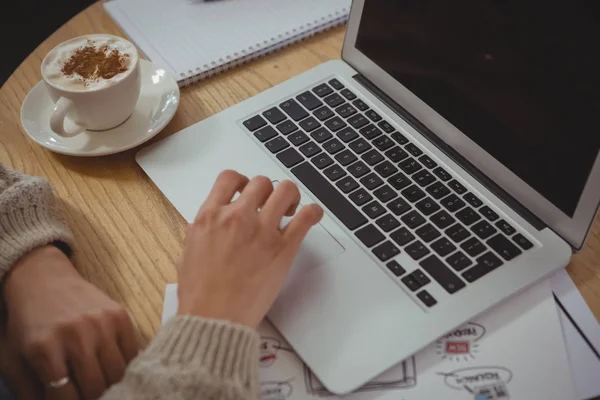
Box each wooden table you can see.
[1,1,598,345]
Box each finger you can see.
[24,345,78,400]
[282,204,324,250]
[2,357,43,400]
[261,180,301,227]
[116,312,139,364]
[200,170,249,211]
[236,176,273,211]
[99,340,127,385]
[68,345,108,400]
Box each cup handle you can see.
[50,97,85,138]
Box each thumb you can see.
[282,204,324,256]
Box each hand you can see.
[177,170,323,329]
[3,245,139,400]
[0,334,41,399]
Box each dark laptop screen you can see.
[356,0,600,217]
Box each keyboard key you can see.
[433,166,451,181]
[471,220,497,239]
[335,176,358,193]
[280,99,308,121]
[426,181,451,199]
[431,237,456,257]
[512,233,534,250]
[243,115,267,131]
[373,241,400,262]
[310,127,332,143]
[495,219,516,236]
[276,120,298,135]
[254,126,278,142]
[464,192,483,208]
[348,161,370,178]
[401,273,423,292]
[440,194,466,212]
[373,184,398,203]
[420,255,466,294]
[340,88,356,100]
[385,146,409,163]
[487,234,522,261]
[365,109,382,122]
[387,197,411,216]
[349,188,373,206]
[405,143,423,156]
[296,91,323,110]
[360,173,384,190]
[355,224,385,247]
[336,176,359,193]
[448,179,467,194]
[313,106,335,121]
[461,237,486,257]
[399,158,423,174]
[349,138,371,154]
[324,116,347,132]
[430,210,456,229]
[419,155,437,169]
[411,269,431,286]
[266,136,289,153]
[376,213,401,232]
[335,149,358,166]
[390,227,415,246]
[323,164,346,181]
[462,252,503,283]
[313,83,333,98]
[336,127,359,143]
[299,141,321,157]
[447,251,472,271]
[288,131,309,146]
[311,153,333,169]
[401,185,426,202]
[378,120,395,133]
[362,149,384,166]
[373,136,394,151]
[480,206,499,221]
[388,172,411,190]
[324,93,345,108]
[386,260,406,277]
[323,138,344,154]
[415,197,441,215]
[416,223,441,243]
[362,201,386,219]
[391,131,409,144]
[291,162,367,230]
[349,115,369,129]
[335,103,358,118]
[374,161,398,178]
[299,116,320,132]
[446,223,471,243]
[417,290,437,307]
[276,148,303,167]
[352,99,369,111]
[406,240,430,260]
[413,170,436,187]
[359,124,382,140]
[328,78,344,90]
[262,107,286,124]
[401,210,426,229]
[456,207,481,226]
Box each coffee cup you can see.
[41,34,141,138]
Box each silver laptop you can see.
[136,0,600,394]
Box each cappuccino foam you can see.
[42,35,137,91]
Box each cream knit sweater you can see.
[0,164,260,399]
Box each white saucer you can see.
[20,60,180,157]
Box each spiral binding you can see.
[178,8,349,87]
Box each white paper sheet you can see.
[162,279,576,400]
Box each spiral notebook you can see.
[104,0,351,87]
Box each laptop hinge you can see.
[354,74,546,231]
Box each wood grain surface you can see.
[0,1,598,345]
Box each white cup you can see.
[41,34,142,138]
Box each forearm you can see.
[101,316,261,400]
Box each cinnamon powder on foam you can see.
[61,40,130,85]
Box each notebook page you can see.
[104,0,351,82]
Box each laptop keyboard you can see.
[243,78,535,308]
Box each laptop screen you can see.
[356,0,600,217]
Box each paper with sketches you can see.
[162,279,576,400]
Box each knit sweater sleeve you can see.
[0,164,75,280]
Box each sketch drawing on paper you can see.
[439,366,513,400]
[261,380,294,400]
[303,356,417,397]
[436,322,486,362]
[260,337,295,368]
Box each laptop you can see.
[136,0,600,394]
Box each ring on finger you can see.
[47,376,70,389]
